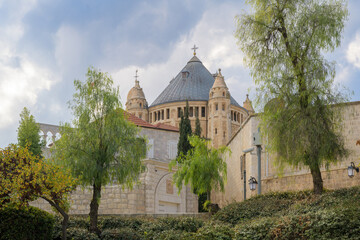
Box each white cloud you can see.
[0,0,57,128]
[112,2,252,107]
[54,25,88,72]
[334,64,350,84]
[346,32,360,68]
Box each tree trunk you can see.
[310,164,323,195]
[89,184,101,235]
[42,197,69,240]
[207,191,211,202]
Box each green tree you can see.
[236,0,348,194]
[170,135,230,202]
[54,67,146,234]
[193,116,206,212]
[17,107,44,157]
[194,116,202,137]
[0,144,78,240]
[177,100,192,158]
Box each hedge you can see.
[0,206,55,240]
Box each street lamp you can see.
[248,176,258,191]
[348,162,359,178]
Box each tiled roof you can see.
[124,112,179,132]
[150,55,241,108]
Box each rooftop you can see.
[150,55,241,108]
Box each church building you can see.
[125,49,254,148]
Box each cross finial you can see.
[134,69,139,82]
[191,44,198,56]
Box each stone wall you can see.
[33,123,198,215]
[212,101,360,208]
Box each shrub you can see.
[0,206,55,240]
[234,217,275,240]
[140,217,203,240]
[213,190,312,225]
[195,222,234,240]
[101,228,142,240]
[66,227,100,240]
[100,216,146,230]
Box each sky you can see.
[0,0,359,148]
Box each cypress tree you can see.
[17,107,44,158]
[177,100,192,158]
[194,116,201,137]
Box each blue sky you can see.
[0,0,359,147]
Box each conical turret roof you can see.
[211,69,227,89]
[150,56,240,107]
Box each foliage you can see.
[101,228,142,240]
[54,67,146,233]
[17,107,44,158]
[170,135,230,201]
[195,222,234,240]
[0,206,55,240]
[235,0,349,194]
[101,217,145,230]
[0,144,77,240]
[213,190,312,225]
[51,187,360,239]
[177,100,192,159]
[0,144,77,209]
[66,228,100,240]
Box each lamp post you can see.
[242,147,254,200]
[253,128,262,195]
[348,162,359,178]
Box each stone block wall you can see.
[213,101,360,208]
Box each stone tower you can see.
[208,69,231,148]
[243,94,255,115]
[125,70,149,121]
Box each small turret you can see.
[243,94,255,115]
[208,69,231,148]
[125,70,149,121]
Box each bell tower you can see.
[207,69,231,148]
[125,70,149,121]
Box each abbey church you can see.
[125,52,254,148]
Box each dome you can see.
[150,56,240,107]
[127,80,146,101]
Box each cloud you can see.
[112,2,251,107]
[54,25,88,73]
[346,32,360,68]
[0,0,57,129]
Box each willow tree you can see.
[236,0,348,194]
[170,135,230,202]
[54,67,146,234]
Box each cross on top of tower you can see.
[134,69,139,82]
[191,44,198,56]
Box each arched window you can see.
[55,133,61,141]
[46,131,53,148]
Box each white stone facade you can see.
[31,123,198,215]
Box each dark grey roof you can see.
[150,56,241,108]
